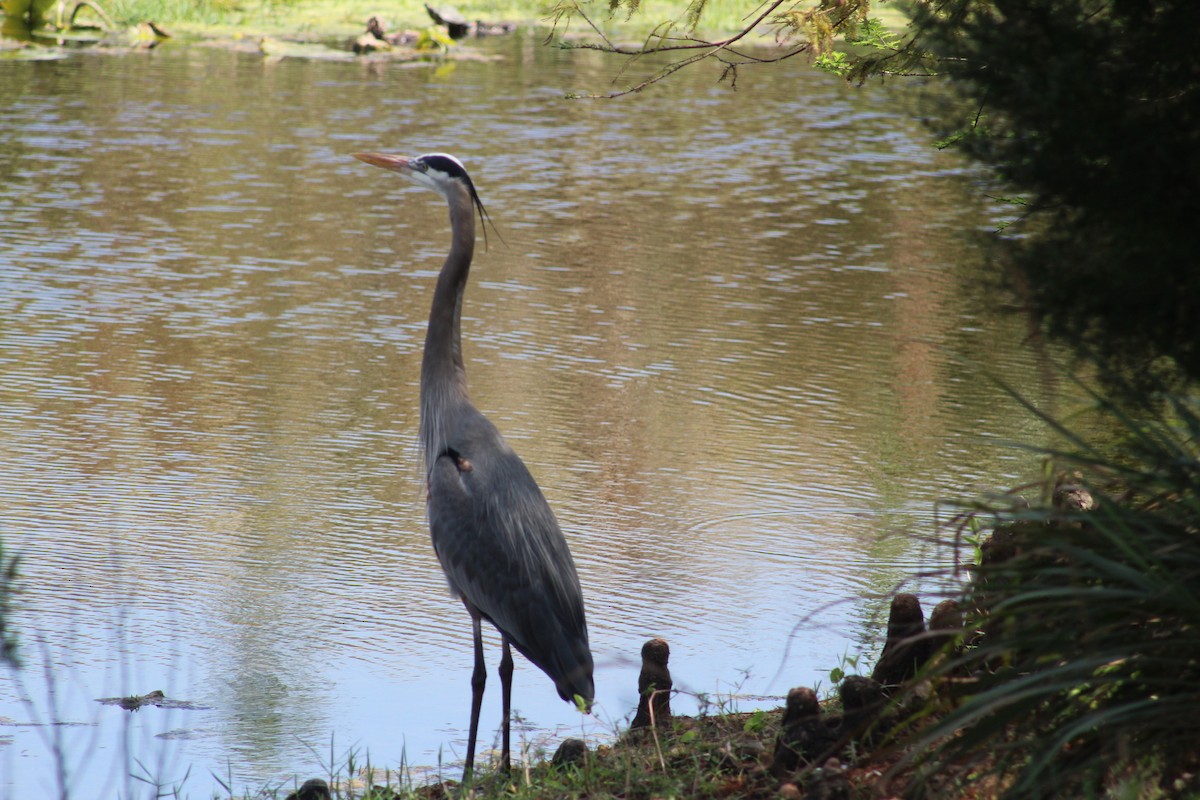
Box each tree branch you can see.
[549,0,876,97]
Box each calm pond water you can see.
[1,34,1068,798]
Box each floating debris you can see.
[97,690,211,711]
[155,727,207,740]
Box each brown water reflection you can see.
[0,36,1066,795]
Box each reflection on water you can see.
[1,36,1065,796]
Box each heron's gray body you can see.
[353,150,593,776]
[426,407,593,704]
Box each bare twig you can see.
[551,0,818,97]
[646,689,667,773]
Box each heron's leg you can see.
[465,609,486,782]
[499,636,514,774]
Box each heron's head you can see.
[352,151,494,243]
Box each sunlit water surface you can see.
[1,36,1071,798]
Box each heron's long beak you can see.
[352,152,412,174]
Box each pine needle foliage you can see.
[895,0,1200,392]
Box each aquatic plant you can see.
[0,536,17,666]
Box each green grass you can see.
[81,0,909,45]
[128,0,758,40]
[252,708,797,800]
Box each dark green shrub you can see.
[905,388,1200,798]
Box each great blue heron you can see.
[351,151,595,777]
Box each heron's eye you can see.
[414,160,429,173]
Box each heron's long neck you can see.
[420,190,476,470]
